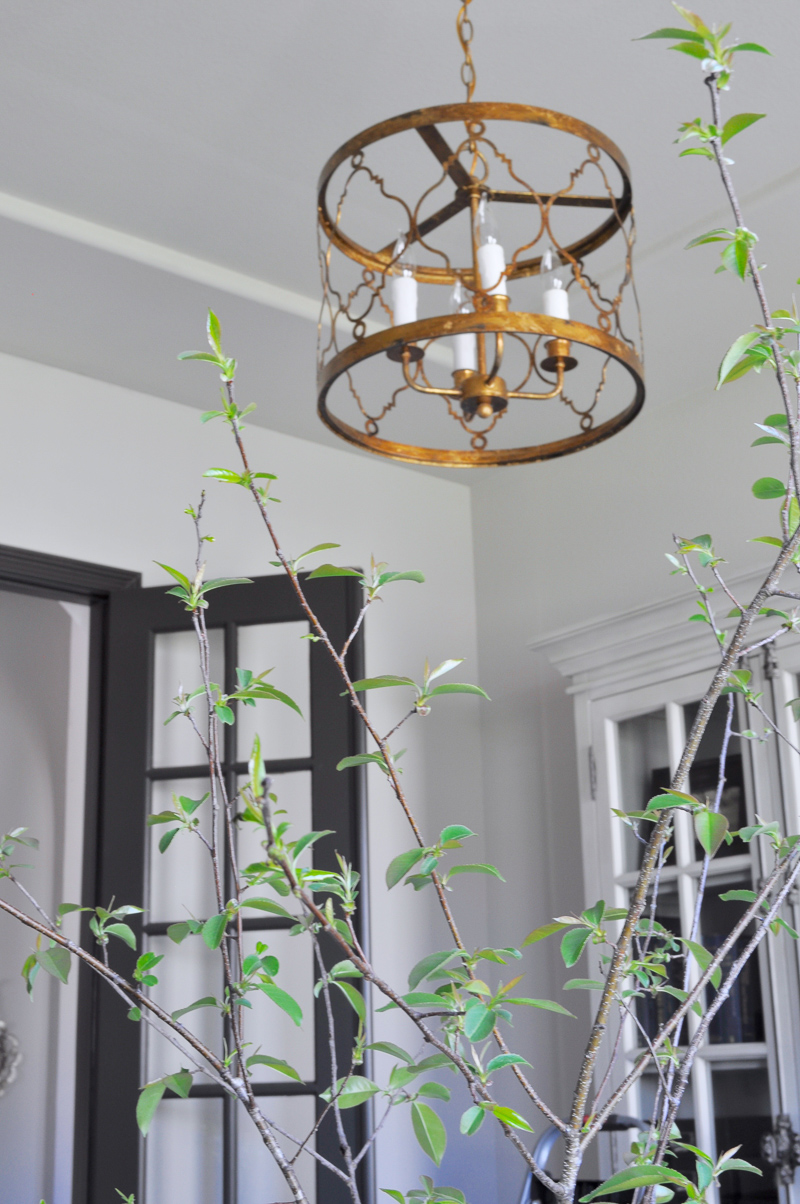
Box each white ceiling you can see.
[3,0,799,476]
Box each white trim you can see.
[528,568,781,696]
[51,601,91,1204]
[0,188,453,366]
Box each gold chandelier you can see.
[316,1,644,468]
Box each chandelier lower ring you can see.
[317,312,644,468]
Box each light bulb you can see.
[391,232,418,325]
[450,280,477,373]
[541,245,570,320]
[476,197,507,297]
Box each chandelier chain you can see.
[456,0,476,102]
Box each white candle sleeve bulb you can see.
[450,281,477,372]
[391,234,418,325]
[541,245,570,320]
[476,197,508,297]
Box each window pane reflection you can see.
[701,883,765,1044]
[145,1097,223,1204]
[237,621,310,762]
[152,628,224,768]
[617,709,672,872]
[713,1065,776,1204]
[684,699,746,860]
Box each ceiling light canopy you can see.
[316,0,645,467]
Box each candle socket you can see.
[541,337,578,373]
[456,369,509,422]
[387,341,424,363]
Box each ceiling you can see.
[2,0,799,478]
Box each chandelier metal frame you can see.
[316,3,645,468]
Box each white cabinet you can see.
[534,572,800,1204]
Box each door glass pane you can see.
[236,1095,317,1204]
[701,882,765,1044]
[617,709,671,872]
[241,930,316,1084]
[237,621,310,761]
[684,699,746,860]
[152,628,224,767]
[634,880,683,1042]
[145,936,223,1081]
[148,777,217,923]
[237,771,313,885]
[640,1072,697,1182]
[712,1065,777,1204]
[144,1097,223,1204]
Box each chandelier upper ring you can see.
[317,102,633,286]
[317,311,644,468]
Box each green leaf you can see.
[460,1104,485,1135]
[670,40,708,58]
[636,26,706,42]
[336,752,390,771]
[203,468,243,484]
[563,979,604,990]
[523,920,569,946]
[177,351,223,365]
[202,913,228,950]
[561,928,591,968]
[753,478,787,500]
[171,996,219,1022]
[684,939,722,990]
[257,982,303,1026]
[580,1167,689,1202]
[154,562,191,592]
[439,824,475,843]
[215,703,235,725]
[492,1105,534,1132]
[348,676,415,692]
[386,848,425,889]
[307,564,363,578]
[411,1101,447,1166]
[207,309,222,355]
[377,570,426,586]
[334,979,366,1022]
[35,946,71,985]
[721,113,765,146]
[720,890,759,905]
[321,1075,380,1109]
[408,949,461,990]
[294,542,341,565]
[425,683,490,701]
[733,43,771,55]
[381,1192,406,1204]
[241,898,294,919]
[293,829,334,861]
[418,1081,451,1101]
[368,1041,415,1064]
[463,1003,496,1041]
[752,536,784,548]
[158,828,180,854]
[446,863,505,882]
[486,1053,531,1072]
[105,922,137,950]
[136,1080,167,1135]
[165,1068,193,1098]
[202,577,252,593]
[504,997,576,1018]
[694,809,729,857]
[717,331,760,388]
[245,1054,301,1081]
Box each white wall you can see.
[0,350,494,1200]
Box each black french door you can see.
[77,573,368,1204]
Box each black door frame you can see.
[0,542,141,1204]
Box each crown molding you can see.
[528,567,782,698]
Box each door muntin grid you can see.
[611,698,777,1204]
